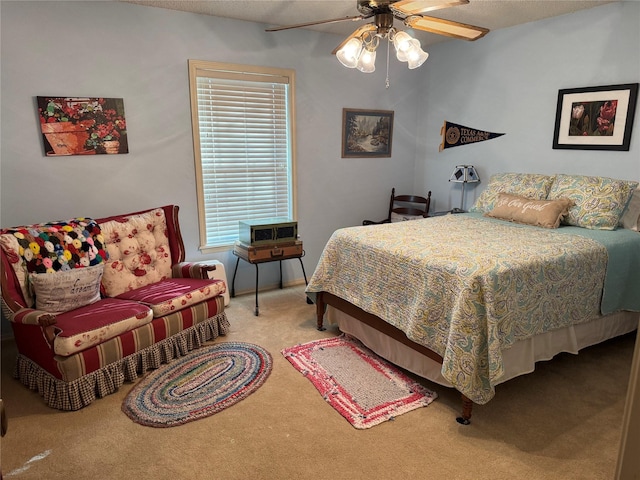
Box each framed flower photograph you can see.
[552,83,638,151]
[37,96,128,156]
[342,108,394,158]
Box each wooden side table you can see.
[231,240,312,316]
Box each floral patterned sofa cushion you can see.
[99,207,173,297]
[116,277,227,317]
[52,298,153,356]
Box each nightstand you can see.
[231,240,312,316]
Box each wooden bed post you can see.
[316,292,326,331]
[457,394,473,425]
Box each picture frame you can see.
[342,108,394,158]
[37,96,128,156]
[552,83,638,151]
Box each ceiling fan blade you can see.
[404,15,489,41]
[266,15,368,32]
[331,24,377,55]
[391,0,469,15]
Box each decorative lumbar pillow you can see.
[620,187,640,231]
[485,193,573,229]
[547,174,639,230]
[470,173,556,214]
[28,264,104,313]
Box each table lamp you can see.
[449,165,480,212]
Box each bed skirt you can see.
[12,312,230,411]
[328,307,639,388]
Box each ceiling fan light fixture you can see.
[356,46,376,73]
[407,45,429,69]
[392,30,413,62]
[269,0,490,79]
[336,37,364,68]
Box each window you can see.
[188,60,296,252]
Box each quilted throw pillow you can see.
[547,174,639,230]
[0,218,107,307]
[470,173,556,214]
[2,218,106,273]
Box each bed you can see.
[306,173,640,423]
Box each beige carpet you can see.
[0,284,636,480]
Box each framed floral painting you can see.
[342,108,394,158]
[37,96,128,156]
[552,83,638,151]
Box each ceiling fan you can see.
[266,0,489,41]
[266,0,489,75]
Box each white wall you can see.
[416,1,640,211]
[0,0,421,295]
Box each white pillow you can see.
[620,187,640,231]
[29,264,104,313]
[390,212,425,222]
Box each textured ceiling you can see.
[118,0,616,46]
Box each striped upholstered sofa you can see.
[0,205,229,410]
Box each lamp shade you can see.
[356,47,376,73]
[393,31,414,62]
[449,165,480,211]
[449,165,480,183]
[406,41,429,69]
[337,38,363,69]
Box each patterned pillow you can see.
[1,218,107,273]
[0,218,108,306]
[29,264,104,313]
[470,173,556,213]
[547,174,639,230]
[99,208,172,297]
[620,187,640,231]
[485,193,573,229]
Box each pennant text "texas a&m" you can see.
[440,121,504,151]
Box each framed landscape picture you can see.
[552,83,638,151]
[342,108,394,158]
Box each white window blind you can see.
[188,61,296,251]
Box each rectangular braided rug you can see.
[282,334,437,429]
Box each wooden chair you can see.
[363,188,432,225]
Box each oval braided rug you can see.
[122,342,272,428]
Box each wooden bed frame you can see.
[314,291,475,424]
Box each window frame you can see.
[188,59,297,253]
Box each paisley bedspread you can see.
[306,213,638,404]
